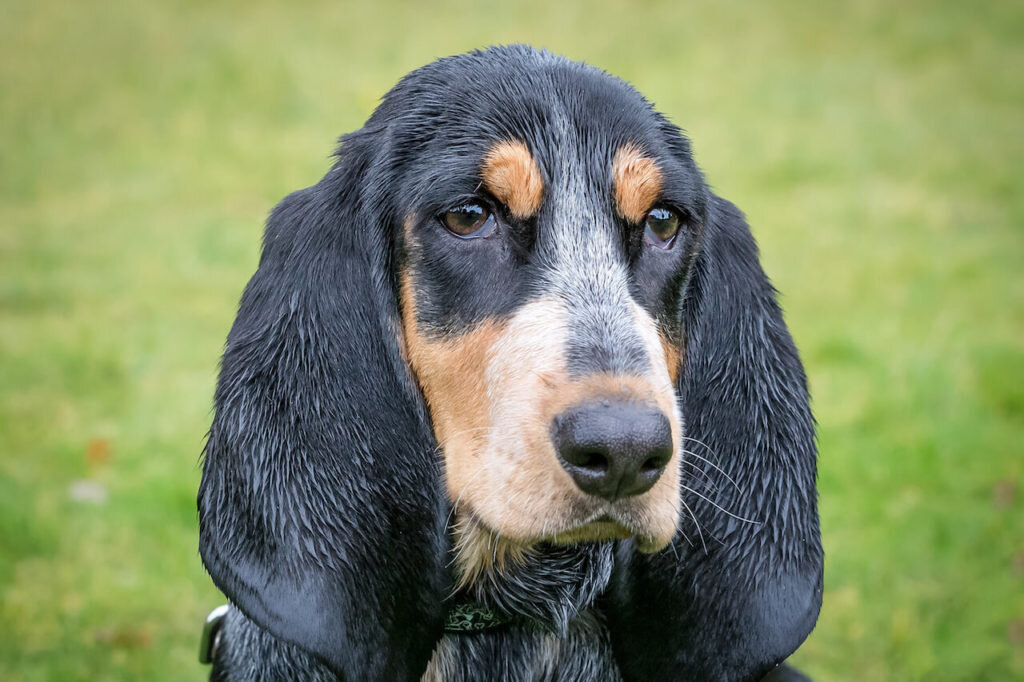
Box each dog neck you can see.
[423,521,622,681]
[451,515,615,632]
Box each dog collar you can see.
[444,603,520,633]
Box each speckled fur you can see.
[211,610,335,682]
[424,543,621,681]
[212,544,622,682]
[199,45,823,682]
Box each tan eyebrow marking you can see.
[612,143,663,223]
[481,140,544,219]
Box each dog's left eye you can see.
[442,203,496,238]
[643,206,681,248]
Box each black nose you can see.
[552,401,673,501]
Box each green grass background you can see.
[2,0,1021,679]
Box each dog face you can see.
[199,45,822,681]
[386,56,708,570]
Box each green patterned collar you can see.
[443,603,521,633]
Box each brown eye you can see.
[643,206,681,247]
[442,203,495,238]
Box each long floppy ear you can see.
[198,133,449,679]
[606,195,823,681]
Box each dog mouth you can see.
[463,504,672,555]
[547,509,671,553]
[451,498,677,587]
[548,513,630,541]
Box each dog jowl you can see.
[199,45,822,682]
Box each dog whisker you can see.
[678,496,707,555]
[680,484,761,525]
[679,439,743,493]
[678,452,722,492]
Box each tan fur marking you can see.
[612,143,663,223]
[452,515,531,590]
[660,332,681,384]
[481,140,544,219]
[400,267,683,586]
[536,373,672,428]
[399,274,501,470]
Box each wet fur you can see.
[214,545,621,681]
[198,45,823,681]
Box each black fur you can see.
[604,196,823,681]
[199,45,822,681]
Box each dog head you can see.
[199,45,822,680]
[389,52,710,574]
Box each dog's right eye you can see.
[442,203,496,238]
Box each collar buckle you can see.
[198,605,230,664]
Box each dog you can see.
[198,45,823,681]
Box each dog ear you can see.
[198,133,450,680]
[606,195,823,681]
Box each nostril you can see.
[641,456,662,472]
[578,451,609,472]
[641,447,672,472]
[562,447,610,474]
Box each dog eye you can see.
[643,206,681,248]
[442,203,496,238]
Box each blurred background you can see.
[1,0,1021,679]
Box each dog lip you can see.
[457,501,668,547]
[552,509,639,542]
[554,517,634,544]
